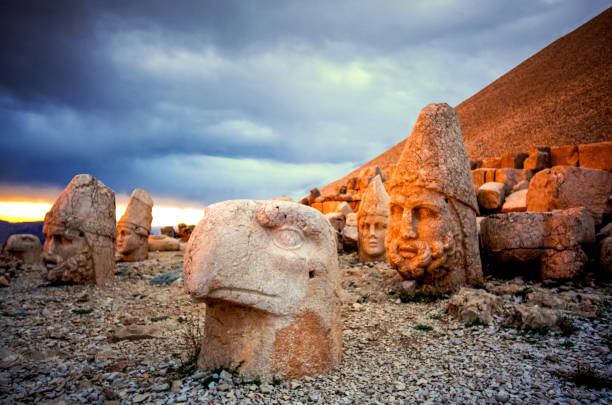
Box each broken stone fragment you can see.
[526,165,612,225]
[446,287,502,325]
[6,234,42,265]
[477,182,506,210]
[148,235,180,251]
[501,189,527,213]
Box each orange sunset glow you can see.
[0,201,205,227]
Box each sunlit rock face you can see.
[385,103,483,293]
[357,175,389,263]
[117,189,153,262]
[184,200,342,381]
[42,174,116,285]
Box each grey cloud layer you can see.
[0,0,608,204]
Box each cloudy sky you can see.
[0,1,609,220]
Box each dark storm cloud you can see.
[0,0,609,203]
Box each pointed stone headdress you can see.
[118,189,153,236]
[44,174,116,238]
[388,103,478,213]
[358,175,389,217]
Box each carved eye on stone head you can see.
[272,226,305,250]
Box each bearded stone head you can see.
[42,174,116,285]
[385,103,483,292]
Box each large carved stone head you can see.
[117,189,153,262]
[184,200,342,380]
[357,174,389,262]
[42,174,116,285]
[385,103,482,292]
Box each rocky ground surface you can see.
[1,251,611,404]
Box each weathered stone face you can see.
[357,175,389,262]
[42,174,116,285]
[387,187,457,283]
[6,234,42,264]
[117,189,153,262]
[385,103,482,292]
[358,214,387,260]
[184,200,342,380]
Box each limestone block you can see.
[500,152,529,169]
[545,208,595,250]
[481,157,501,169]
[480,212,547,251]
[526,166,612,225]
[494,168,533,194]
[148,235,180,251]
[6,234,42,264]
[501,189,527,213]
[480,209,594,252]
[471,168,496,190]
[477,182,506,210]
[541,247,588,280]
[523,146,551,171]
[42,174,116,285]
[579,141,612,171]
[386,103,482,292]
[184,200,342,381]
[550,145,578,167]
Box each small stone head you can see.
[357,175,389,262]
[117,189,153,261]
[42,174,116,285]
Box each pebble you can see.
[1,251,610,405]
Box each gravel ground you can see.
[1,251,610,404]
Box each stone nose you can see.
[400,209,418,239]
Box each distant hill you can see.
[0,220,44,246]
[321,7,611,195]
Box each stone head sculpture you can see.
[42,174,116,285]
[385,103,483,292]
[184,200,342,381]
[117,189,153,262]
[357,174,389,262]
